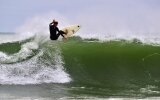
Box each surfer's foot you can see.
[63,37,68,41]
[63,32,67,34]
[63,35,67,39]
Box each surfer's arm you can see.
[56,27,60,32]
[56,27,63,37]
[49,23,53,26]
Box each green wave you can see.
[1,37,160,96]
[60,40,160,96]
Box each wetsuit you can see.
[49,23,65,40]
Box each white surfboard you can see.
[61,25,81,38]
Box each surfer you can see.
[49,19,66,40]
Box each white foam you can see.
[0,46,71,85]
[0,33,71,84]
[0,42,39,63]
[140,85,160,94]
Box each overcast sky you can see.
[1,0,160,34]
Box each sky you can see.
[1,0,160,37]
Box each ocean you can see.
[0,34,160,100]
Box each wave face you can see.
[0,36,71,85]
[60,38,160,97]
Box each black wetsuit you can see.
[49,23,65,40]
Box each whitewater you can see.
[0,32,72,85]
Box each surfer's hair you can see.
[54,21,58,24]
[52,19,58,24]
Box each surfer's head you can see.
[52,19,58,26]
[54,21,58,25]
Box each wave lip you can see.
[0,42,38,64]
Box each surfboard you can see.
[60,25,81,38]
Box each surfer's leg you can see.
[57,31,66,38]
[50,36,58,40]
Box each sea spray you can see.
[0,34,71,84]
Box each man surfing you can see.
[49,19,66,40]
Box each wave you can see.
[1,33,160,89]
[0,35,71,85]
[60,39,160,92]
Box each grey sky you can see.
[1,0,160,34]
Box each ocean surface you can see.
[0,34,160,100]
